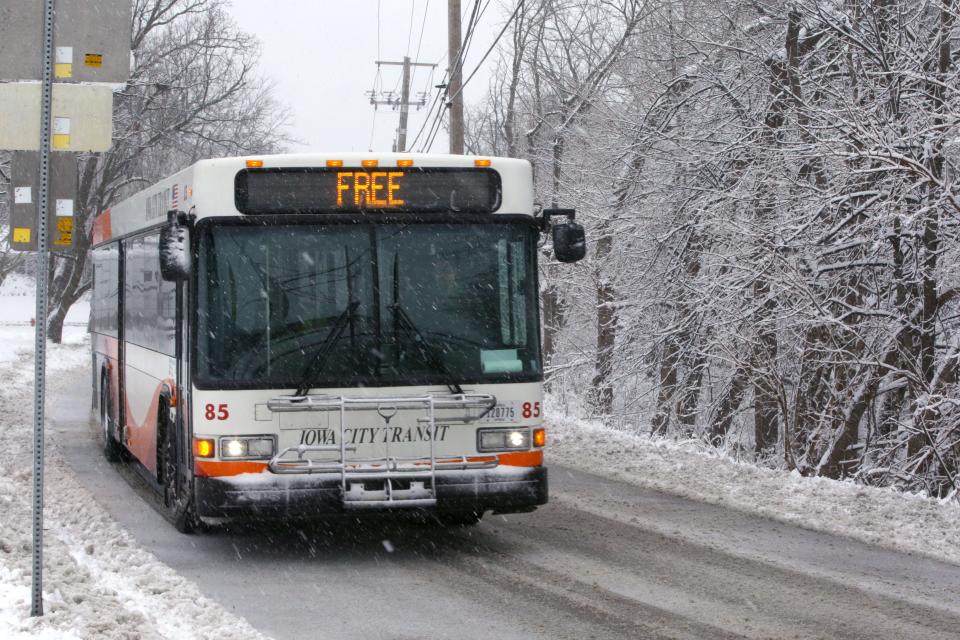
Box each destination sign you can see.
[235,167,501,214]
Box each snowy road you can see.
[50,371,960,640]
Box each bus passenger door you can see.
[175,278,191,493]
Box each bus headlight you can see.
[219,436,275,459]
[478,428,530,452]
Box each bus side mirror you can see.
[552,222,586,263]
[542,208,586,263]
[159,210,191,281]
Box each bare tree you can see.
[43,0,290,342]
[471,0,960,498]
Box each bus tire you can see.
[158,399,199,534]
[100,377,122,462]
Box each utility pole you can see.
[398,57,412,152]
[368,57,435,152]
[447,0,465,155]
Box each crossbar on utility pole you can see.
[32,0,56,617]
[369,58,436,152]
[447,0,465,155]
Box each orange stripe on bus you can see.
[195,460,268,477]
[495,450,543,467]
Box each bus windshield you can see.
[195,220,541,389]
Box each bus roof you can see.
[92,153,534,245]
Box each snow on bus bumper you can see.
[193,457,548,520]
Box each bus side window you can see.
[497,239,527,346]
[123,234,175,356]
[92,245,119,337]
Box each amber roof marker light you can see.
[361,159,379,168]
[245,159,264,168]
[326,159,344,168]
[474,158,492,167]
[397,159,414,167]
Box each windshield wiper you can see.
[294,300,360,396]
[390,253,463,395]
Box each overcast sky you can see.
[227,0,501,154]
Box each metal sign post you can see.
[0,0,129,616]
[31,0,56,618]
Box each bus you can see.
[89,152,585,532]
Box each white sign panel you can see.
[0,83,113,152]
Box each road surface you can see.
[49,371,960,640]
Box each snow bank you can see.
[0,272,35,297]
[0,275,91,327]
[0,330,270,639]
[547,413,960,566]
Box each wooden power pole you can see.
[447,0,465,154]
[369,57,435,152]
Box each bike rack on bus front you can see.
[265,393,497,509]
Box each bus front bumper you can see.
[194,465,548,520]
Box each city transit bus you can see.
[89,153,585,532]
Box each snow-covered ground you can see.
[0,280,268,639]
[0,273,89,362]
[548,413,960,566]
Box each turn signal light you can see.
[326,159,344,167]
[194,437,215,458]
[361,159,379,168]
[533,428,546,447]
[474,158,491,167]
[245,159,264,168]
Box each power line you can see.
[405,0,417,58]
[412,0,430,71]
[369,0,384,149]
[408,82,444,150]
[410,0,431,98]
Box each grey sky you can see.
[227,0,501,154]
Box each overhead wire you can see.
[368,0,383,149]
[390,0,417,95]
[412,0,430,71]
[405,0,417,58]
[410,0,431,101]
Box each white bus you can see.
[90,152,585,532]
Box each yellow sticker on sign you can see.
[84,53,103,67]
[54,217,73,246]
[13,228,31,243]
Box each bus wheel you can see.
[100,379,122,462]
[158,400,199,534]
